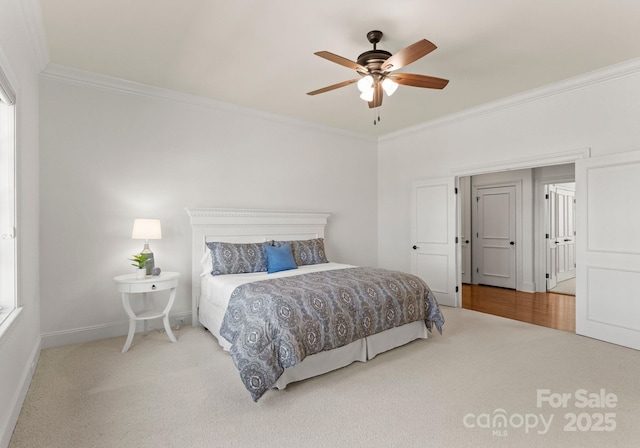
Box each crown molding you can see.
[40,63,376,143]
[380,57,640,142]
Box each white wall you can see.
[0,0,44,446]
[39,73,378,346]
[378,61,640,274]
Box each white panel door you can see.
[475,186,516,289]
[576,150,640,349]
[411,177,457,307]
[555,185,576,282]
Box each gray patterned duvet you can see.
[220,266,445,401]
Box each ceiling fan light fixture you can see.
[381,77,398,96]
[357,75,374,93]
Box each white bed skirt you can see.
[274,320,428,389]
[199,294,428,389]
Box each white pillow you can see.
[200,248,213,277]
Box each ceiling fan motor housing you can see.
[357,49,392,75]
[357,30,391,77]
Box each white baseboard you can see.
[522,282,536,293]
[0,335,41,448]
[40,311,192,349]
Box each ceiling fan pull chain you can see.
[372,108,382,125]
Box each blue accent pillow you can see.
[264,242,297,274]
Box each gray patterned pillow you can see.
[206,242,268,276]
[289,238,329,266]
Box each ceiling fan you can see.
[307,30,449,110]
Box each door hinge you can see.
[546,273,550,279]
[476,268,479,273]
[454,187,458,194]
[545,233,549,239]
[455,236,459,243]
[456,286,459,293]
[545,194,549,199]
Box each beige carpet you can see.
[9,308,640,448]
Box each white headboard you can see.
[185,208,330,326]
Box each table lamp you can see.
[131,218,162,275]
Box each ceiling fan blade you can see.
[389,73,449,89]
[314,51,366,72]
[306,79,359,96]
[368,83,383,108]
[381,39,437,72]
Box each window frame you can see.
[0,59,18,331]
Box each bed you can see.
[186,208,444,401]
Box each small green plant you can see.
[129,253,148,269]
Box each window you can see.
[0,63,16,327]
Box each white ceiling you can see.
[40,0,640,137]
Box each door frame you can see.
[458,176,472,284]
[452,148,590,298]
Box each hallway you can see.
[462,284,575,332]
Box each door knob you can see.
[509,241,515,245]
[412,245,419,250]
[465,240,470,244]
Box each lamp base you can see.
[141,242,155,275]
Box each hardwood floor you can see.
[462,284,576,333]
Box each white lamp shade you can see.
[357,75,374,93]
[131,219,162,240]
[359,88,374,102]
[381,78,399,96]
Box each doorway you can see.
[461,169,529,292]
[458,164,576,331]
[459,164,575,293]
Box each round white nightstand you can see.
[113,271,180,353]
